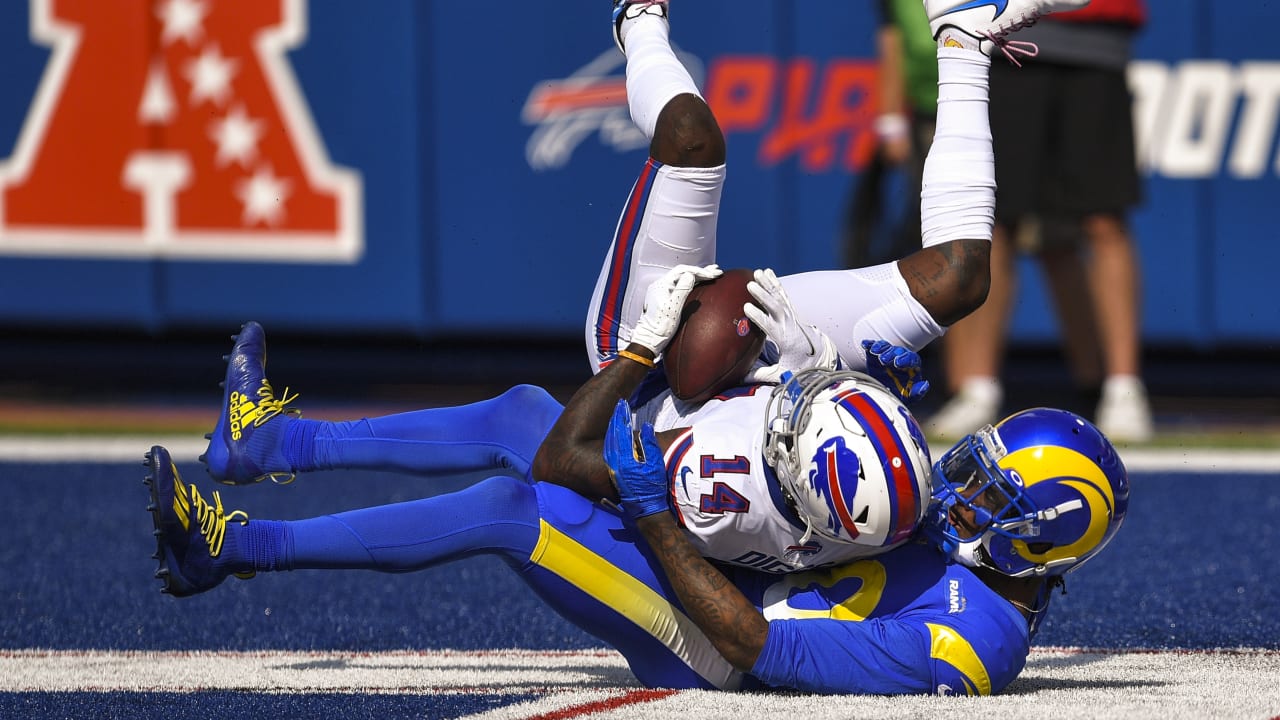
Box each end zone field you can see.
[0,439,1276,719]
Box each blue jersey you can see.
[524,482,1030,696]
[739,542,1030,695]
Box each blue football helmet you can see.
[925,408,1129,578]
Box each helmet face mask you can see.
[763,368,931,549]
[926,409,1130,578]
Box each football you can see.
[663,267,765,403]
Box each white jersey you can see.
[588,160,937,575]
[636,385,905,574]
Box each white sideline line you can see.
[0,436,1277,473]
[1117,447,1280,473]
[0,436,210,463]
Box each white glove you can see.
[628,264,723,355]
[741,268,839,384]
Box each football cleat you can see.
[145,445,253,597]
[200,321,300,485]
[612,0,668,53]
[924,0,1090,65]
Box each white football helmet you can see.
[763,368,932,549]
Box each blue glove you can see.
[862,339,930,402]
[602,399,671,519]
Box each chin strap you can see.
[796,518,815,547]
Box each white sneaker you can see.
[612,0,669,53]
[923,0,1090,63]
[925,377,1002,442]
[1095,375,1154,443]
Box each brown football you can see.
[663,268,765,403]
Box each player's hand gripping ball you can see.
[663,268,766,403]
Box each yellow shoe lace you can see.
[253,380,301,485]
[189,484,249,559]
[253,380,301,427]
[188,484,256,580]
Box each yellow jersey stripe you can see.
[530,519,740,689]
[926,622,992,696]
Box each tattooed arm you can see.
[602,399,769,671]
[635,510,770,670]
[533,265,718,500]
[531,343,657,501]
[897,238,991,327]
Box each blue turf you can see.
[0,459,1276,652]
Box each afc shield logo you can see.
[0,0,363,262]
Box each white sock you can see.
[622,16,700,140]
[920,48,995,248]
[959,376,1003,405]
[1102,375,1147,398]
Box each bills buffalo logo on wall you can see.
[0,0,362,262]
[521,47,706,171]
[522,46,880,174]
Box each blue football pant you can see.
[281,384,563,481]
[249,477,743,690]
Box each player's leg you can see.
[585,2,726,372]
[1086,212,1152,441]
[149,447,546,595]
[1049,63,1151,441]
[292,385,563,480]
[1037,216,1104,393]
[149,446,739,689]
[785,0,1087,374]
[926,55,1048,436]
[781,12,1002,369]
[927,221,1018,438]
[201,323,564,485]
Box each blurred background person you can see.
[925,0,1153,444]
[843,0,937,268]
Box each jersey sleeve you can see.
[751,613,1028,696]
[751,617,933,695]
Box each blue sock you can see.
[254,476,542,572]
[282,417,317,473]
[210,518,276,575]
[244,415,293,474]
[233,520,290,573]
[289,385,563,480]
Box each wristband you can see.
[617,349,656,368]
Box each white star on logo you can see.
[184,43,238,108]
[139,59,177,124]
[236,165,292,227]
[156,0,208,48]
[210,105,265,169]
